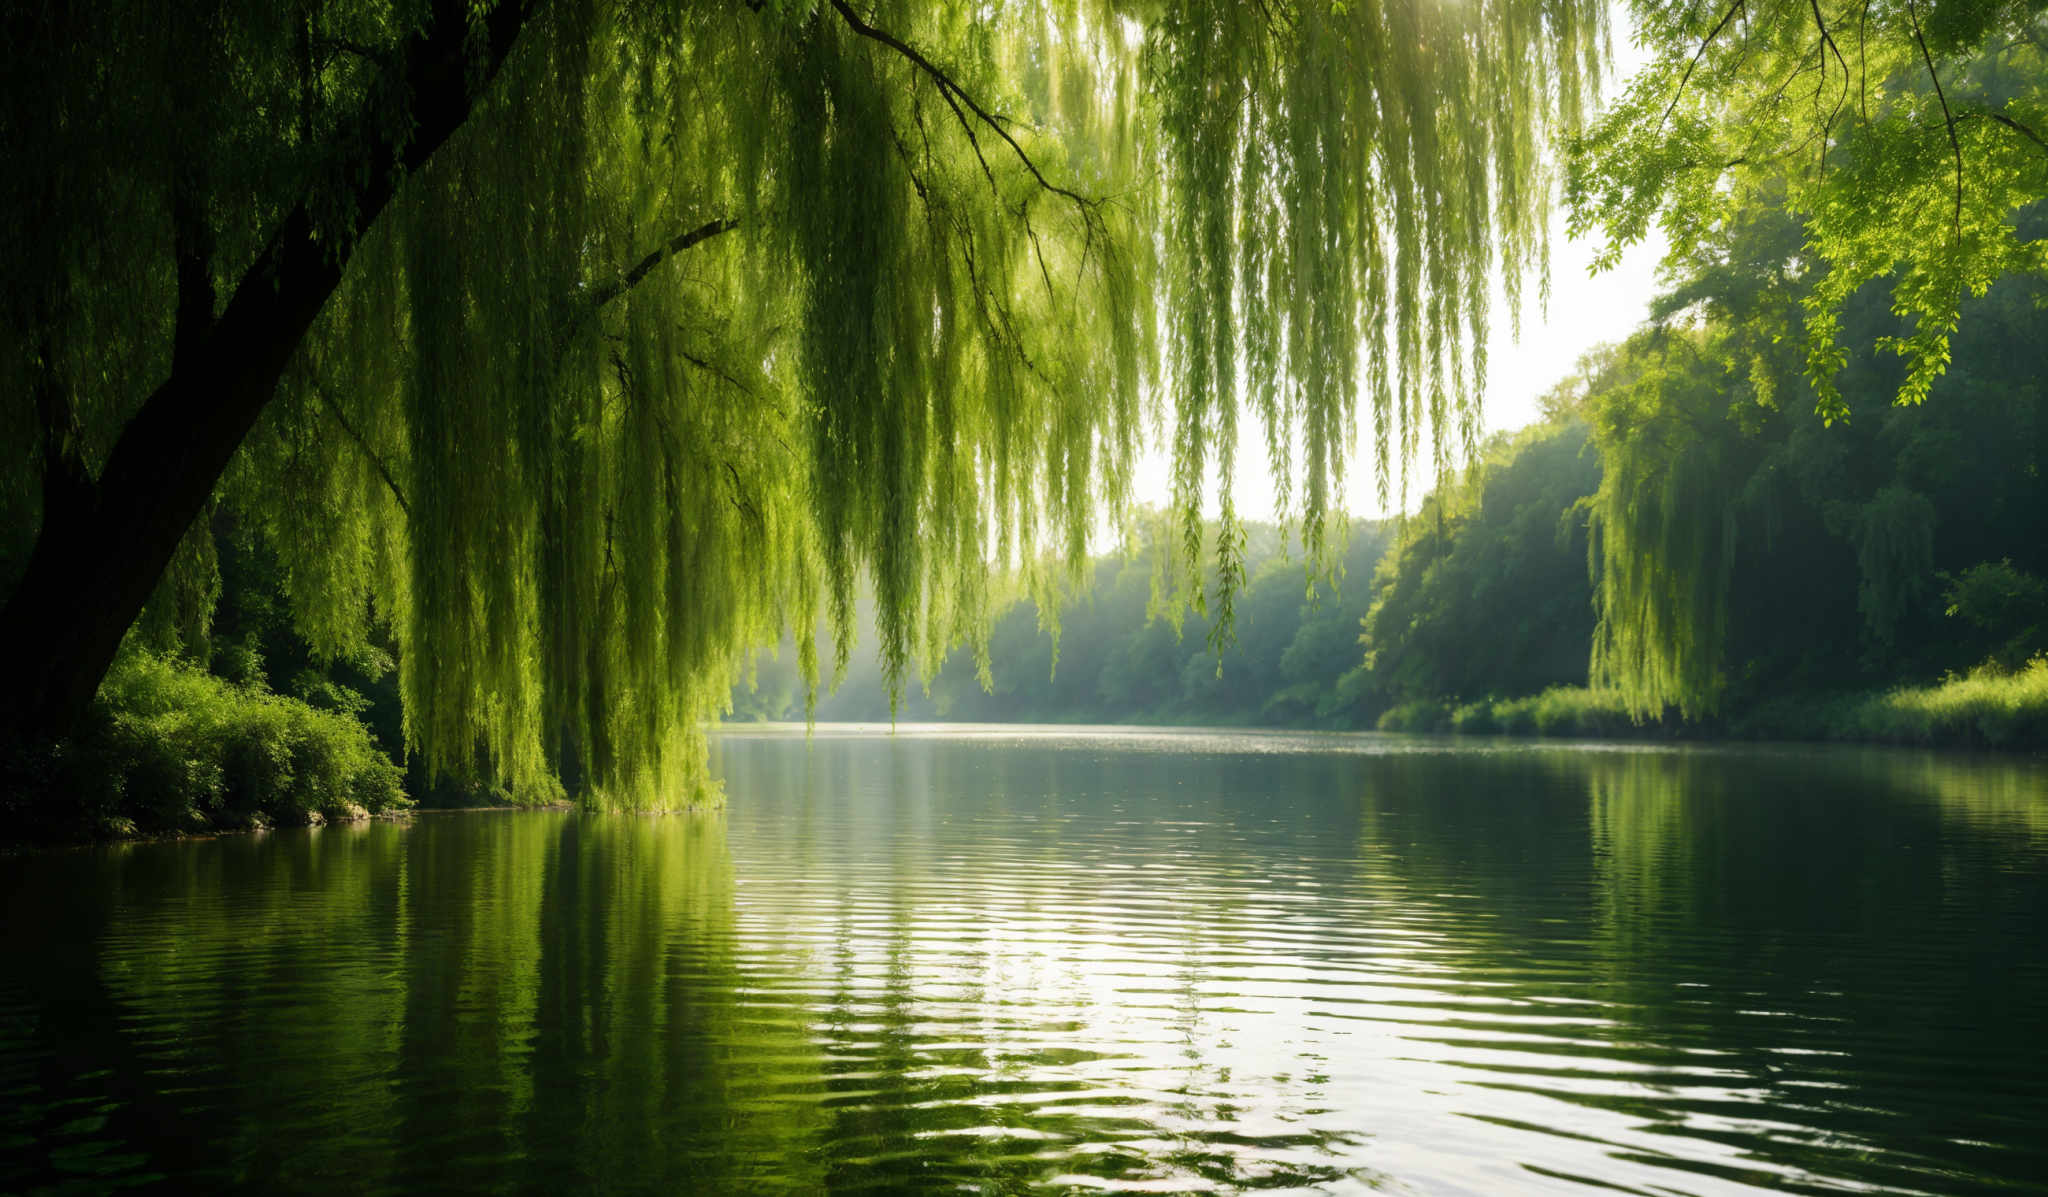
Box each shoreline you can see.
[721,679,2048,756]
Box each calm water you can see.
[3,728,2046,1195]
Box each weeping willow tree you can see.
[1,0,1605,807]
[1569,0,2048,716]
[1583,330,1749,720]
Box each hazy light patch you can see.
[1481,215,1666,444]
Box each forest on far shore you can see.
[737,202,2048,746]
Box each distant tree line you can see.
[734,522,1393,727]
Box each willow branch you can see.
[1809,0,1849,169]
[826,0,1095,214]
[314,386,411,517]
[679,346,760,398]
[587,216,739,312]
[1857,0,1871,120]
[34,354,94,526]
[313,36,389,69]
[558,216,739,365]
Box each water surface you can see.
[4,727,2045,1193]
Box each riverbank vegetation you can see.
[5,0,2047,835]
[1376,664,2048,750]
[1352,192,2048,747]
[738,194,2048,748]
[44,650,410,840]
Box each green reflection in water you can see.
[1,731,2043,1195]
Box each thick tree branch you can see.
[0,0,536,743]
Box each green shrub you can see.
[1420,687,1665,740]
[1377,699,1449,733]
[1941,562,2048,671]
[1464,668,2048,749]
[1525,686,1641,737]
[1847,658,2048,748]
[1490,694,1538,734]
[66,650,408,836]
[1449,700,1498,733]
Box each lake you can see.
[3,726,2045,1194]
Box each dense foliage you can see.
[1571,0,2048,420]
[19,650,410,840]
[2,0,1607,808]
[773,188,2048,746]
[1583,200,2048,717]
[1569,0,2048,714]
[1350,410,1602,711]
[1361,188,2048,736]
[6,1,2045,825]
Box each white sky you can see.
[1124,17,1666,521]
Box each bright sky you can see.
[1125,17,1667,521]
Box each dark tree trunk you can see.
[0,0,533,752]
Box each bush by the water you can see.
[1384,661,2048,750]
[1379,688,1649,737]
[1487,688,1646,737]
[1863,659,2048,746]
[1738,659,2048,749]
[30,651,409,838]
[1374,699,1450,733]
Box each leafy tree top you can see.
[1568,0,2048,421]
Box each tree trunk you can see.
[0,0,533,751]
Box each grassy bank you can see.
[1378,659,2048,750]
[1377,687,1654,739]
[6,651,409,841]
